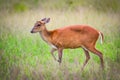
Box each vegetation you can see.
[0,0,120,80]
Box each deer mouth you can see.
[31,30,34,33]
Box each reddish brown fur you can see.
[48,25,99,49]
[31,18,104,70]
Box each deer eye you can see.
[37,24,41,26]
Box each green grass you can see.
[0,0,120,12]
[0,8,120,80]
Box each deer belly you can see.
[54,40,82,49]
[64,42,81,49]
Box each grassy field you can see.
[0,1,120,80]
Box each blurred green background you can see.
[0,0,120,12]
[0,0,120,80]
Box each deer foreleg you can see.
[51,48,57,61]
[57,48,63,64]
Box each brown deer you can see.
[31,18,104,69]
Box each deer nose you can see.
[31,30,33,33]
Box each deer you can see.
[31,18,104,70]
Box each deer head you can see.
[31,18,50,33]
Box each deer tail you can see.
[99,32,104,44]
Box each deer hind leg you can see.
[87,47,104,69]
[81,47,90,70]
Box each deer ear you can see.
[41,18,46,21]
[45,18,50,23]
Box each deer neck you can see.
[39,27,51,44]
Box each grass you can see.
[0,0,120,12]
[0,8,120,80]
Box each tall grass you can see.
[0,0,120,12]
[0,9,120,80]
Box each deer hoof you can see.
[57,60,61,63]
